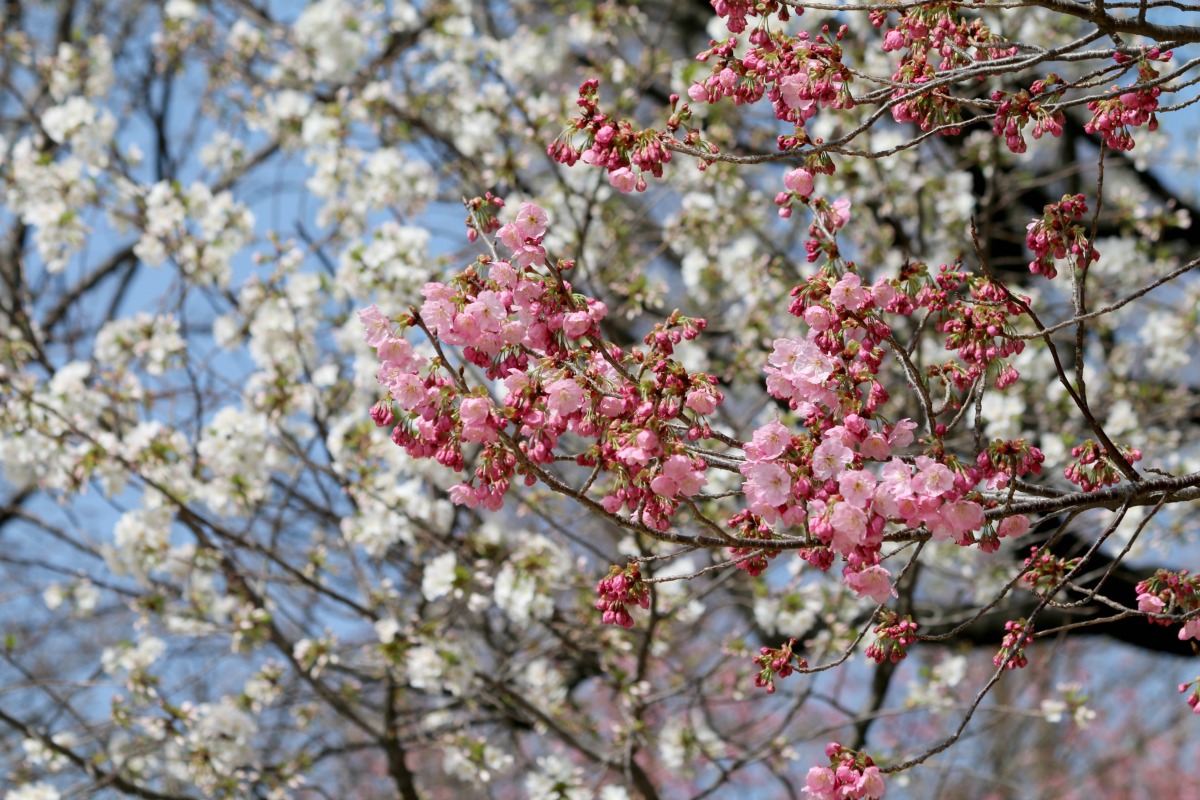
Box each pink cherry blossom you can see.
[544,378,585,417]
[812,438,854,481]
[845,565,896,604]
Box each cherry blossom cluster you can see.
[865,610,919,664]
[802,743,886,800]
[990,75,1066,154]
[976,439,1044,486]
[1025,193,1098,279]
[595,564,651,629]
[687,24,854,141]
[878,2,1016,134]
[1085,50,1171,151]
[710,0,793,35]
[1022,546,1080,597]
[549,79,693,193]
[753,637,807,694]
[363,201,730,526]
[1136,569,1200,640]
[462,192,506,243]
[994,618,1033,670]
[935,277,1028,389]
[1063,438,1143,492]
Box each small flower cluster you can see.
[1022,546,1080,597]
[994,618,1033,670]
[710,0,793,34]
[1085,50,1170,151]
[865,610,918,664]
[936,278,1028,389]
[1025,193,1097,279]
[462,192,505,243]
[753,637,807,694]
[881,4,1015,134]
[802,743,885,800]
[688,24,853,139]
[1063,438,1143,492]
[990,75,1066,154]
[365,201,727,532]
[1136,569,1200,640]
[549,79,682,193]
[977,439,1045,486]
[595,564,650,629]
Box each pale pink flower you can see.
[784,167,815,197]
[812,438,854,481]
[608,167,638,194]
[743,461,792,508]
[859,433,891,460]
[857,765,886,798]
[846,565,896,604]
[830,502,867,551]
[1137,592,1165,614]
[651,455,707,498]
[943,499,984,537]
[377,336,422,371]
[838,469,877,508]
[915,462,955,497]
[544,378,585,417]
[685,390,718,415]
[1179,618,1200,641]
[829,272,867,311]
[747,420,790,461]
[997,514,1031,539]
[390,372,426,410]
[802,766,836,799]
[888,418,917,448]
[563,310,592,339]
[832,197,852,228]
[804,305,833,332]
[358,305,392,347]
[513,202,548,240]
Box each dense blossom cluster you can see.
[994,619,1034,670]
[1024,193,1097,280]
[991,75,1066,154]
[802,743,886,799]
[865,611,919,664]
[1085,51,1170,150]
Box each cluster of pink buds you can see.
[1025,193,1097,279]
[994,618,1033,669]
[803,743,886,799]
[462,192,505,243]
[710,0,792,34]
[1136,569,1200,640]
[727,511,781,577]
[1178,678,1200,714]
[936,279,1027,389]
[865,610,918,664]
[595,564,651,629]
[548,79,676,193]
[1085,51,1170,150]
[1063,438,1142,492]
[688,23,851,137]
[977,439,1045,485]
[990,75,1066,154]
[1022,546,1080,597]
[881,3,1014,134]
[753,637,806,694]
